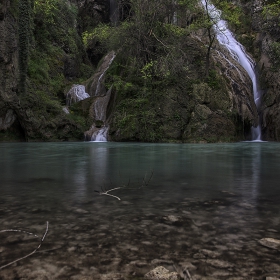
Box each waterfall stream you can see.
[90,52,116,142]
[202,0,262,141]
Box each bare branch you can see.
[95,171,154,200]
[95,187,122,200]
[183,267,193,280]
[0,222,49,270]
[0,229,39,238]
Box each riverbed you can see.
[0,142,280,279]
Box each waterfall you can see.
[201,0,262,141]
[91,127,109,142]
[90,87,113,142]
[66,85,90,106]
[95,53,116,96]
[86,51,116,142]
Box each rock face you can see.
[0,0,90,141]
[250,0,280,140]
[109,35,257,142]
[1,0,280,142]
[0,0,20,140]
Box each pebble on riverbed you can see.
[144,266,180,280]
[259,238,280,250]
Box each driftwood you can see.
[0,222,49,270]
[95,170,153,200]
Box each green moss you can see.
[206,69,221,90]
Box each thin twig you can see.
[142,170,154,187]
[95,187,122,200]
[0,229,39,238]
[95,171,154,200]
[183,267,193,280]
[0,222,49,270]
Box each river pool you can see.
[0,142,280,279]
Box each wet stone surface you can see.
[0,192,280,280]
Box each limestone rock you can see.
[259,238,280,250]
[0,109,16,130]
[144,266,180,280]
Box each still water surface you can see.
[0,142,280,279]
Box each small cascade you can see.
[95,53,116,96]
[85,51,116,142]
[66,85,90,106]
[87,87,113,142]
[201,0,262,141]
[91,127,109,142]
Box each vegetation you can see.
[1,0,261,142]
[262,0,280,68]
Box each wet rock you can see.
[193,252,206,259]
[100,273,124,280]
[74,208,89,214]
[259,238,280,250]
[200,249,221,258]
[166,215,179,223]
[151,259,174,266]
[204,259,234,269]
[144,266,180,280]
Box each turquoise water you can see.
[1,142,280,203]
[0,142,280,279]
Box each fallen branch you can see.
[0,221,49,270]
[95,187,122,200]
[94,171,154,200]
[183,267,193,280]
[0,229,39,238]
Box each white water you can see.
[66,85,90,106]
[95,53,116,96]
[91,126,109,142]
[201,0,262,141]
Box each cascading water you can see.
[90,87,113,142]
[95,53,116,96]
[201,0,262,141]
[66,85,90,106]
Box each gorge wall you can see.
[250,0,280,141]
[0,0,279,142]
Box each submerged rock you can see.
[259,238,280,250]
[144,266,180,280]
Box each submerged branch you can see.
[0,222,49,270]
[94,170,154,200]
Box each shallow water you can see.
[0,142,280,279]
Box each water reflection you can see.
[1,142,280,279]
